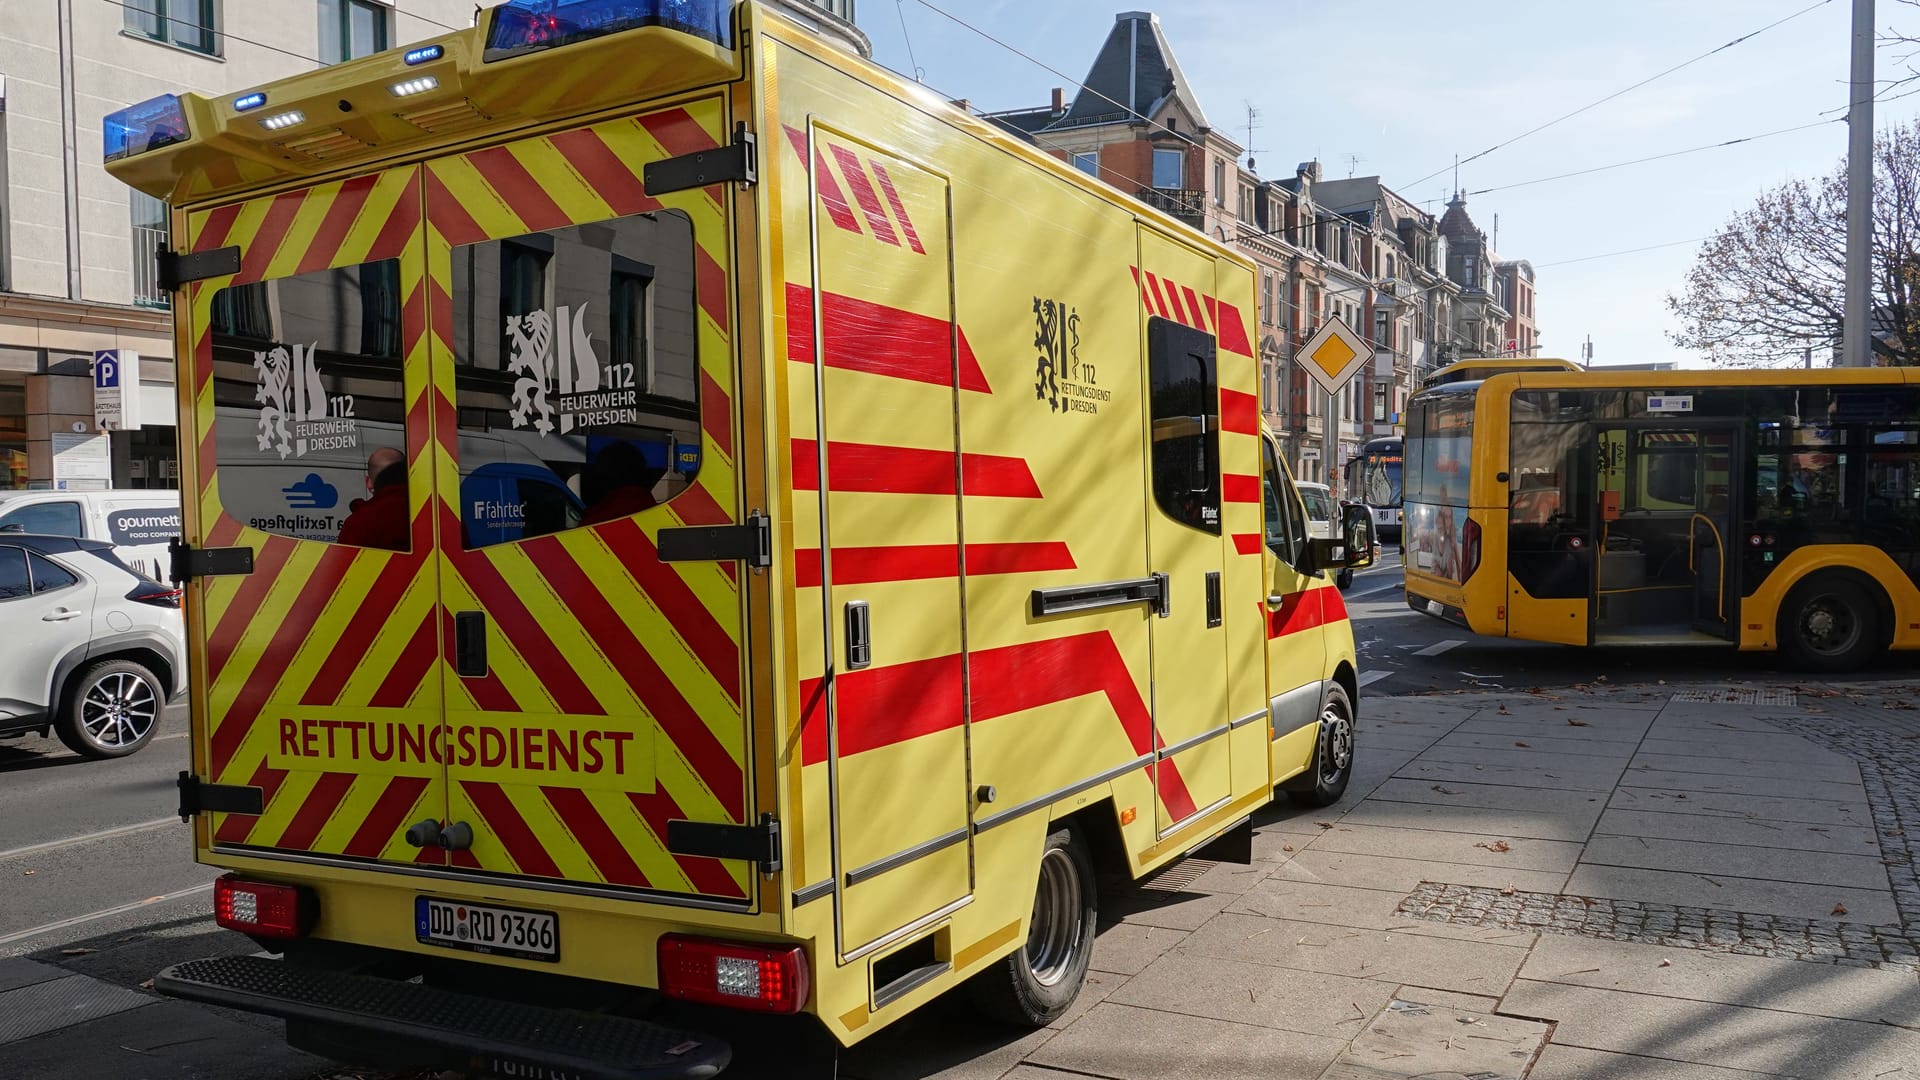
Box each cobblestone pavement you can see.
[1394,881,1920,973]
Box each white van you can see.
[0,490,182,581]
[1296,481,1338,540]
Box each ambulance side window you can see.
[1262,439,1299,564]
[450,210,702,549]
[207,259,410,550]
[1146,316,1221,535]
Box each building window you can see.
[1374,309,1390,348]
[1262,273,1274,325]
[125,0,218,55]
[1073,151,1098,178]
[1213,160,1226,206]
[1463,254,1478,288]
[1152,148,1183,190]
[319,0,388,64]
[130,191,169,309]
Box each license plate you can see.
[415,897,558,962]
[1427,600,1444,617]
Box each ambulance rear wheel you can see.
[966,824,1095,1028]
[1288,683,1354,808]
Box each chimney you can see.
[1051,87,1065,113]
[1297,160,1321,183]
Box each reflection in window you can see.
[0,548,29,600]
[29,552,78,594]
[208,260,409,550]
[1147,316,1220,535]
[451,211,702,548]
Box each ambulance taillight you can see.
[213,876,315,940]
[657,936,810,1014]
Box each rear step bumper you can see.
[156,955,730,1080]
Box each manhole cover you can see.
[1320,999,1549,1080]
[1141,858,1215,892]
[1672,689,1797,706]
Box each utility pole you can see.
[1843,0,1875,367]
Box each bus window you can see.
[1507,412,1590,599]
[1407,394,1472,507]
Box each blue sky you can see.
[862,0,1920,369]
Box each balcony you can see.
[132,224,169,309]
[1137,187,1206,230]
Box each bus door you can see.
[1592,424,1738,640]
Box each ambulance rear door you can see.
[422,97,756,904]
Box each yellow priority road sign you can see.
[1297,316,1372,396]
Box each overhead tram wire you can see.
[1465,118,1840,197]
[1402,0,1837,190]
[99,0,326,67]
[1533,235,1716,269]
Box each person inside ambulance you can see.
[337,446,408,550]
[582,440,665,526]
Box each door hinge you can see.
[666,813,781,874]
[155,245,241,292]
[177,771,265,822]
[657,509,771,569]
[169,537,254,584]
[643,122,757,195]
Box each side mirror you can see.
[1305,506,1377,574]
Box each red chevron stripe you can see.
[828,145,900,246]
[468,145,570,233]
[195,422,217,490]
[785,284,989,393]
[300,528,429,707]
[1182,286,1208,331]
[205,513,242,550]
[236,189,307,283]
[791,439,1042,498]
[445,508,602,717]
[695,245,729,335]
[369,610,439,709]
[195,203,242,253]
[698,369,732,460]
[424,167,486,247]
[795,541,1074,588]
[1233,532,1263,556]
[1221,389,1259,436]
[1132,267,1163,318]
[1223,473,1261,504]
[210,543,361,776]
[628,789,745,897]
[462,779,563,878]
[442,606,519,711]
[366,178,422,263]
[519,534,743,817]
[212,762,287,845]
[591,520,741,707]
[204,535,297,685]
[342,774,432,860]
[276,771,357,851]
[1264,586,1349,640]
[295,174,379,275]
[544,786,651,888]
[1213,298,1254,358]
[782,126,861,233]
[1156,276,1187,324]
[547,127,661,215]
[637,107,720,158]
[869,162,926,254]
[800,652,961,763]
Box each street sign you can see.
[93,349,142,431]
[1296,317,1371,396]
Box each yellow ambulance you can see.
[105,2,1373,1075]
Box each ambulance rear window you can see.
[449,209,702,549]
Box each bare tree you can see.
[1667,121,1920,367]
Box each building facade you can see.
[0,1,478,491]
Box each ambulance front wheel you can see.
[1288,683,1354,808]
[966,824,1095,1028]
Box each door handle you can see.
[1205,571,1222,628]
[454,611,488,678]
[42,608,83,622]
[845,600,871,670]
[1265,594,1289,608]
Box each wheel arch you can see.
[1778,565,1895,652]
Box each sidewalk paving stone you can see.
[1593,808,1883,856]
[1367,777,1610,818]
[1609,787,1869,827]
[1319,998,1548,1080]
[1306,822,1584,874]
[1564,864,1899,925]
[1626,752,1861,784]
[1579,834,1893,891]
[1412,744,1638,775]
[1336,800,1597,843]
[1454,717,1650,744]
[1026,1002,1346,1080]
[1276,847,1572,895]
[1180,912,1531,995]
[1527,1044,1800,1080]
[1104,952,1397,1038]
[1615,767,1867,802]
[1637,734,1852,764]
[1087,922,1187,977]
[1398,758,1622,792]
[1229,877,1538,947]
[1430,730,1639,759]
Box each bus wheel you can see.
[1289,683,1355,808]
[966,824,1096,1028]
[1779,575,1885,673]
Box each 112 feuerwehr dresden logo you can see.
[505,304,640,436]
[254,343,357,459]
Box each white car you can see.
[0,489,182,581]
[0,534,186,758]
[1295,482,1338,540]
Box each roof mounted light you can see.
[388,75,439,97]
[484,0,732,62]
[104,95,190,162]
[260,110,305,132]
[404,44,443,65]
[233,92,267,112]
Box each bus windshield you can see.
[1356,448,1402,508]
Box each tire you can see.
[1778,575,1885,674]
[1288,683,1355,808]
[55,659,163,759]
[966,824,1096,1028]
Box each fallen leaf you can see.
[1514,741,1532,748]
[1579,896,1598,907]
[1316,821,1334,830]
[1282,844,1295,852]
[59,948,94,956]
[1675,794,1688,800]
[1496,704,1511,715]
[1499,885,1517,896]
[1566,718,1589,727]
[22,870,35,876]
[1561,967,1602,976]
[1658,959,1673,968]
[1475,840,1513,853]
[1833,903,1849,916]
[139,979,155,991]
[1432,784,1463,795]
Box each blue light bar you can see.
[484,0,731,61]
[233,92,267,112]
[104,95,190,162]
[404,44,443,65]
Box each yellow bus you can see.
[1417,356,1580,390]
[1403,364,1920,672]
